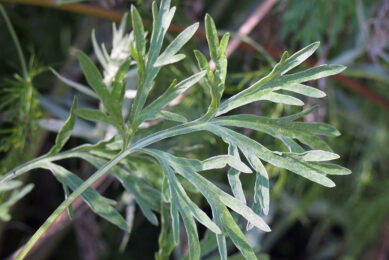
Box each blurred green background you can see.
[0,0,388,259]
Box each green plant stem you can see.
[1,121,204,184]
[14,121,204,259]
[0,152,75,183]
[0,4,28,80]
[15,149,127,259]
[22,79,34,150]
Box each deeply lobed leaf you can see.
[216,44,346,116]
[6,3,351,259]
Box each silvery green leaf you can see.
[143,150,221,235]
[279,136,303,153]
[3,184,34,208]
[244,154,269,216]
[158,111,188,123]
[279,41,320,75]
[47,97,77,156]
[143,149,270,232]
[76,152,161,225]
[201,155,252,173]
[182,230,219,260]
[139,71,206,123]
[155,22,199,67]
[203,123,337,187]
[278,105,319,121]
[161,176,170,202]
[113,168,160,225]
[91,29,108,70]
[77,51,112,109]
[217,113,338,137]
[154,54,186,67]
[205,14,219,62]
[0,180,22,192]
[201,14,229,118]
[119,192,136,253]
[313,163,352,175]
[39,118,97,142]
[282,64,346,84]
[42,162,131,232]
[101,43,110,63]
[216,234,227,260]
[131,6,146,58]
[213,113,339,151]
[155,202,175,260]
[212,207,227,260]
[261,92,304,106]
[140,148,268,258]
[219,33,230,55]
[158,160,201,259]
[171,197,180,244]
[62,183,74,220]
[286,150,340,162]
[148,0,173,66]
[181,204,201,260]
[283,83,326,98]
[217,42,345,116]
[75,108,113,125]
[50,68,98,99]
[0,183,34,221]
[227,144,246,203]
[193,50,212,74]
[211,202,257,260]
[175,181,221,235]
[111,59,132,111]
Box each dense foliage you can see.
[0,0,388,259]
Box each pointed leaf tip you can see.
[333,128,341,137]
[264,225,271,232]
[312,41,320,48]
[47,96,78,155]
[301,150,340,162]
[331,64,347,73]
[324,178,336,188]
[204,13,219,62]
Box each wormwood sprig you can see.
[1,0,351,259]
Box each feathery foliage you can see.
[0,4,43,221]
[1,1,350,259]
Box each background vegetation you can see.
[0,0,388,259]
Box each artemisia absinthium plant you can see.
[1,0,351,259]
